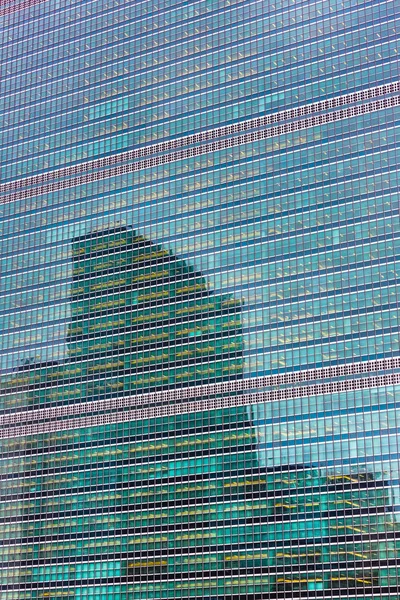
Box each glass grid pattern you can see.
[0,0,400,598]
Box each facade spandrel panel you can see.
[0,0,400,598]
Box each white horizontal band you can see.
[1,357,399,437]
[1,81,399,201]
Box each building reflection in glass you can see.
[0,226,244,405]
[0,227,398,597]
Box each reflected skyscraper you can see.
[1,0,400,598]
[0,226,244,403]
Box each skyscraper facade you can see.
[0,0,400,598]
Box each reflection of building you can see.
[0,228,261,596]
[1,0,400,598]
[0,229,397,597]
[65,226,244,397]
[0,227,244,403]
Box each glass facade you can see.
[0,0,400,598]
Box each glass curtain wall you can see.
[0,0,400,598]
